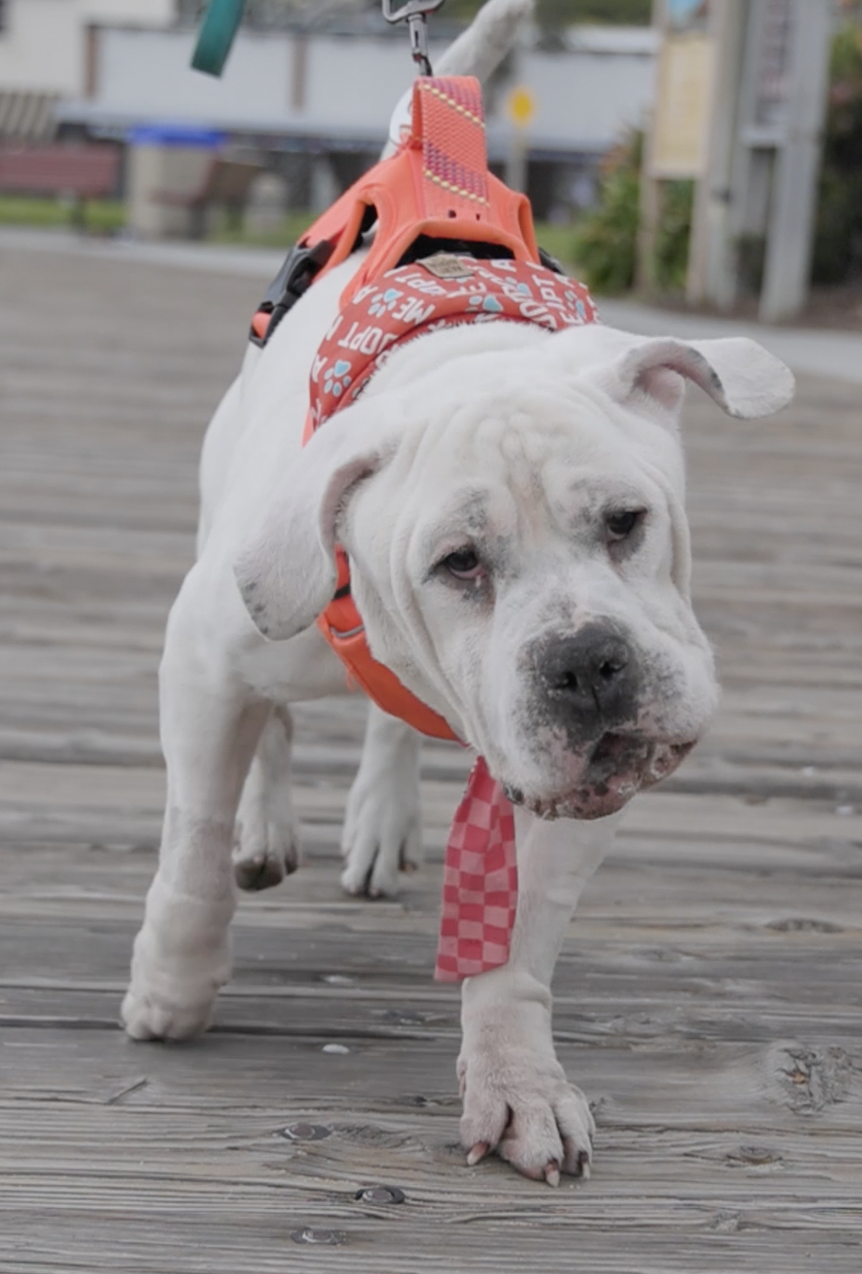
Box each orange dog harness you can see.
[251,75,598,979]
[252,75,597,744]
[307,253,597,742]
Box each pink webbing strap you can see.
[411,76,490,217]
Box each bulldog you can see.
[122,0,794,1185]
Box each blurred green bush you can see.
[653,178,694,292]
[811,23,862,284]
[569,131,693,296]
[0,196,125,234]
[570,132,641,294]
[445,0,651,25]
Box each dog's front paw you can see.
[233,813,300,891]
[458,975,594,1185]
[121,924,228,1042]
[122,979,216,1041]
[340,761,422,898]
[458,1042,594,1185]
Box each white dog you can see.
[122,0,794,1185]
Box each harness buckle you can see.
[382,0,446,77]
[249,239,334,348]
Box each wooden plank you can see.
[1,1033,860,1271]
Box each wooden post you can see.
[686,0,748,307]
[636,0,665,294]
[636,114,660,294]
[759,0,832,322]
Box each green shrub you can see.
[653,179,693,291]
[570,132,641,294]
[570,131,693,296]
[0,195,125,233]
[812,24,862,284]
[445,0,651,25]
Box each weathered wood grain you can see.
[0,236,860,1271]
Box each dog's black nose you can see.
[536,623,638,736]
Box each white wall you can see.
[0,0,175,95]
[60,25,656,156]
[518,50,657,154]
[94,27,300,131]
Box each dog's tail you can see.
[382,0,534,157]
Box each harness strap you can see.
[245,75,602,984]
[250,76,597,747]
[322,547,456,739]
[251,75,539,348]
[307,254,597,741]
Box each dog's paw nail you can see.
[466,1143,488,1167]
[544,1162,561,1188]
[577,1150,591,1180]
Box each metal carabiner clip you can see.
[382,0,447,77]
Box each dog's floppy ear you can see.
[566,329,795,425]
[607,336,794,422]
[233,404,398,641]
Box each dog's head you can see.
[235,324,793,819]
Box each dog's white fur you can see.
[122,0,794,1184]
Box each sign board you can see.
[506,86,536,129]
[649,1,714,179]
[753,0,793,134]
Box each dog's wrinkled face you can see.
[235,324,794,820]
[345,364,714,820]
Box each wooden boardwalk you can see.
[1,237,860,1272]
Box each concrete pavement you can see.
[5,225,862,386]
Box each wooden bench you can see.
[151,155,264,239]
[0,144,120,224]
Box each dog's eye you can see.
[442,548,483,580]
[605,510,643,541]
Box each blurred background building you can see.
[4,0,862,324]
[15,0,656,230]
[0,1,174,140]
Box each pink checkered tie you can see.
[435,756,518,982]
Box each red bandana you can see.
[307,253,598,981]
[309,254,598,428]
[435,756,518,980]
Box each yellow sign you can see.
[506,86,536,129]
[650,32,714,178]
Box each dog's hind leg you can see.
[341,704,423,899]
[122,571,269,1041]
[233,705,301,891]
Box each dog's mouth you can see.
[503,732,695,820]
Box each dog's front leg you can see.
[341,705,423,898]
[458,806,621,1184]
[123,579,269,1040]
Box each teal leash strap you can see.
[191,0,247,77]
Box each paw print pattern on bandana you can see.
[564,288,590,322]
[368,287,403,317]
[467,293,505,313]
[323,359,353,398]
